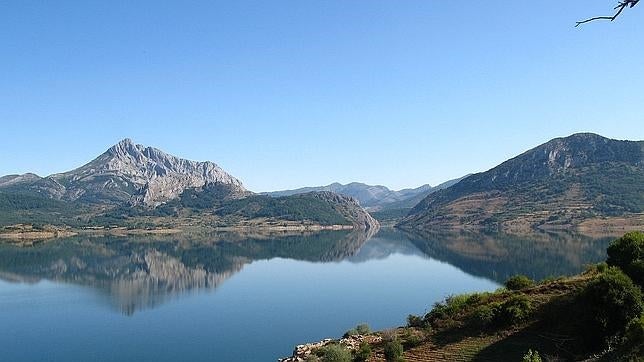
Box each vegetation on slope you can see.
[0,181,379,230]
[213,194,351,225]
[291,231,644,361]
[400,134,644,232]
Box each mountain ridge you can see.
[40,138,246,206]
[263,176,468,211]
[399,133,644,232]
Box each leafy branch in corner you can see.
[576,0,639,27]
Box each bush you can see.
[383,340,404,362]
[607,231,644,285]
[343,329,357,338]
[381,329,397,342]
[505,275,534,290]
[580,267,644,343]
[499,294,533,325]
[406,314,424,328]
[318,344,352,362]
[469,304,497,328]
[596,262,608,273]
[401,329,423,348]
[625,315,644,345]
[425,294,471,323]
[353,342,372,362]
[522,349,542,362]
[355,324,370,335]
[628,260,644,287]
[343,323,370,337]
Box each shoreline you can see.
[0,223,358,243]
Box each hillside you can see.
[281,232,644,362]
[399,133,644,233]
[0,139,378,231]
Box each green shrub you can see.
[406,314,424,328]
[607,231,644,285]
[628,260,644,287]
[580,267,644,343]
[343,329,357,338]
[469,304,496,328]
[344,323,371,337]
[355,324,370,335]
[465,293,483,305]
[353,342,372,362]
[425,294,471,323]
[596,262,608,273]
[383,340,404,362]
[626,315,644,347]
[498,294,533,325]
[318,344,352,362]
[401,329,423,348]
[522,349,542,362]
[504,275,534,290]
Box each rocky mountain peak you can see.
[107,138,139,156]
[30,139,246,207]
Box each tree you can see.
[576,1,639,27]
[580,267,643,343]
[607,231,644,286]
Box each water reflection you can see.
[400,229,612,283]
[0,229,375,314]
[0,228,613,314]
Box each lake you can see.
[0,229,612,361]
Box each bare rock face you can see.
[32,138,246,206]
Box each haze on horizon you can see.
[1,1,643,192]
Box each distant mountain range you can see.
[0,139,378,231]
[263,177,467,211]
[1,133,642,235]
[399,133,644,233]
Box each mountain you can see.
[264,182,408,209]
[148,188,379,230]
[399,133,644,232]
[0,139,378,230]
[264,177,468,211]
[5,138,247,207]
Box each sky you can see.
[1,1,643,192]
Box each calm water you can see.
[0,229,611,361]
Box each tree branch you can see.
[576,0,639,27]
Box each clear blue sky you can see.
[1,1,643,192]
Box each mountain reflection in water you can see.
[0,228,611,315]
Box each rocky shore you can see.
[279,335,382,362]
